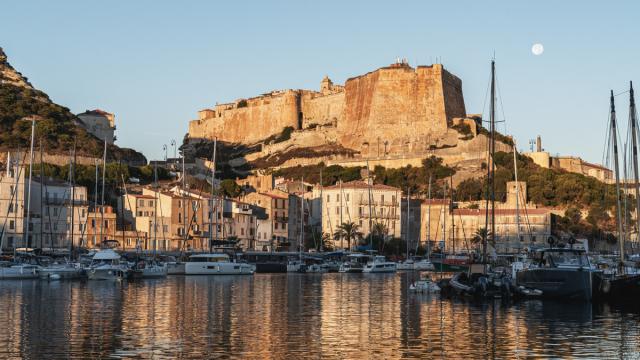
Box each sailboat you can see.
[601,82,640,301]
[39,143,83,280]
[131,162,168,278]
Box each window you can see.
[241,228,245,236]
[392,195,396,203]
[327,195,330,203]
[81,209,86,217]
[9,220,14,230]
[178,200,182,208]
[9,185,14,195]
[336,207,339,214]
[258,232,261,239]
[105,220,109,229]
[8,203,13,213]
[144,211,149,216]
[53,208,58,216]
[275,222,278,230]
[381,195,385,203]
[359,207,363,215]
[137,211,143,216]
[346,194,350,202]
[337,194,340,203]
[163,225,168,233]
[148,200,154,207]
[138,199,144,207]
[178,213,182,223]
[282,223,286,230]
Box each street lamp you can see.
[170,139,177,159]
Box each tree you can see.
[472,227,494,248]
[333,222,363,251]
[371,222,389,252]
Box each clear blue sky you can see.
[2,1,639,163]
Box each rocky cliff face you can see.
[0,47,147,165]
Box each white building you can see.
[321,180,402,250]
[77,109,116,144]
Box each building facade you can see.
[77,109,116,144]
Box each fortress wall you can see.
[440,69,467,124]
[189,91,301,143]
[300,91,345,128]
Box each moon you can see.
[531,43,544,56]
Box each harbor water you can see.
[0,273,638,359]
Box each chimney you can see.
[536,135,542,152]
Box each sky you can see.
[2,0,640,163]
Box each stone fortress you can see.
[187,60,512,182]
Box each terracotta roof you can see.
[323,180,400,191]
[129,194,156,200]
[258,192,288,200]
[454,208,551,216]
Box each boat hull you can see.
[516,268,594,301]
[184,262,255,275]
[167,262,185,275]
[0,266,39,280]
[39,267,83,280]
[87,267,128,281]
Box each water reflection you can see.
[0,273,638,358]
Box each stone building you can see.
[77,109,116,144]
[320,180,402,250]
[243,190,291,251]
[188,61,466,156]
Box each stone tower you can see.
[320,75,333,95]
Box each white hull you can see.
[410,280,441,293]
[139,265,168,278]
[397,262,415,271]
[414,261,435,271]
[364,262,397,273]
[338,264,363,273]
[87,266,128,280]
[167,262,185,275]
[184,262,255,275]
[0,266,39,280]
[39,266,83,279]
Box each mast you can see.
[406,186,410,259]
[366,160,373,250]
[483,60,496,270]
[513,142,520,253]
[94,159,98,245]
[319,168,324,252]
[153,163,158,259]
[610,90,625,265]
[182,155,187,251]
[629,82,640,250]
[426,175,432,258]
[442,181,447,253]
[450,175,455,254]
[300,176,304,257]
[39,140,44,250]
[100,139,107,245]
[24,118,36,250]
[210,137,217,253]
[69,142,77,256]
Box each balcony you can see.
[358,200,398,206]
[360,213,400,220]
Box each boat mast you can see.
[483,60,496,270]
[100,139,107,246]
[300,176,304,257]
[39,140,44,250]
[513,142,520,253]
[210,137,217,253]
[629,82,640,250]
[153,163,158,259]
[426,175,432,258]
[610,91,625,266]
[406,186,410,259]
[24,118,36,250]
[69,141,77,257]
[319,168,323,252]
[367,160,373,250]
[450,175,455,254]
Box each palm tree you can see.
[471,227,494,247]
[371,222,389,251]
[333,222,363,251]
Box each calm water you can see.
[0,273,639,359]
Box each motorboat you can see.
[338,253,368,273]
[87,249,129,281]
[0,263,39,280]
[184,253,255,275]
[363,255,397,273]
[410,274,441,293]
[515,248,602,301]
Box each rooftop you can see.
[323,180,400,191]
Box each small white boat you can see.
[132,260,168,278]
[305,263,327,273]
[363,256,397,273]
[338,254,368,273]
[410,275,441,293]
[184,253,255,275]
[0,264,40,280]
[397,259,415,271]
[87,249,129,281]
[39,263,83,280]
[166,262,186,275]
[413,259,435,271]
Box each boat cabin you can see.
[534,248,591,269]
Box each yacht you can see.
[515,248,602,301]
[287,259,305,273]
[338,253,368,273]
[363,255,397,273]
[184,253,255,275]
[87,249,129,281]
[397,259,415,271]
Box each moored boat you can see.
[184,253,255,275]
[87,249,129,281]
